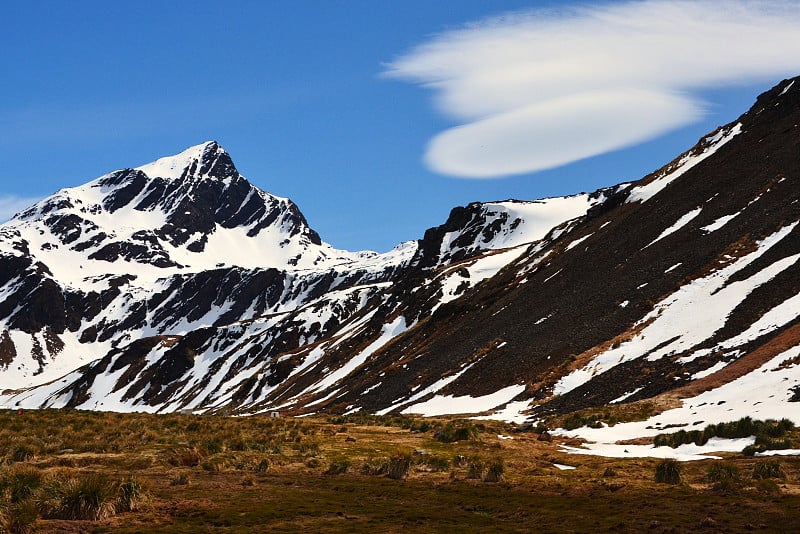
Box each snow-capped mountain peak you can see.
[3,141,365,280]
[135,141,234,181]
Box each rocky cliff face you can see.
[2,78,799,440]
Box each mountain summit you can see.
[10,140,333,273]
[134,141,236,181]
[1,77,799,443]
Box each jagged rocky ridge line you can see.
[1,78,800,437]
[0,139,601,408]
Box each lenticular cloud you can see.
[385,0,800,178]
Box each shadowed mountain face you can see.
[1,78,799,435]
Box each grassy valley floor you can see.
[1,410,799,533]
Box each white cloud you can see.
[0,195,40,222]
[386,0,800,178]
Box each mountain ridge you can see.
[1,77,799,445]
[0,139,582,392]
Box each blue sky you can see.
[3,1,800,252]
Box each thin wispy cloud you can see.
[0,195,40,222]
[386,0,800,178]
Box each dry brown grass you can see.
[0,409,799,532]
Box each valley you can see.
[1,409,799,533]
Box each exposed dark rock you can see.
[0,331,16,368]
[102,170,148,213]
[71,232,108,252]
[46,214,96,245]
[89,241,178,268]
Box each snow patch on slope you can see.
[644,207,702,248]
[485,196,597,246]
[702,212,740,233]
[558,343,800,453]
[298,316,409,398]
[554,223,799,396]
[627,123,742,204]
[401,384,526,417]
[0,331,108,391]
[435,247,527,309]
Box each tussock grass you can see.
[754,478,782,494]
[388,449,414,480]
[165,446,205,467]
[0,498,38,534]
[0,465,44,503]
[705,462,743,494]
[360,457,389,476]
[255,458,270,473]
[484,457,504,483]
[9,444,37,463]
[38,473,118,520]
[752,459,786,480]
[417,454,450,472]
[116,476,148,512]
[467,457,485,480]
[433,421,482,443]
[705,462,740,483]
[546,401,661,431]
[200,455,227,473]
[654,459,682,484]
[0,463,150,529]
[324,459,350,475]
